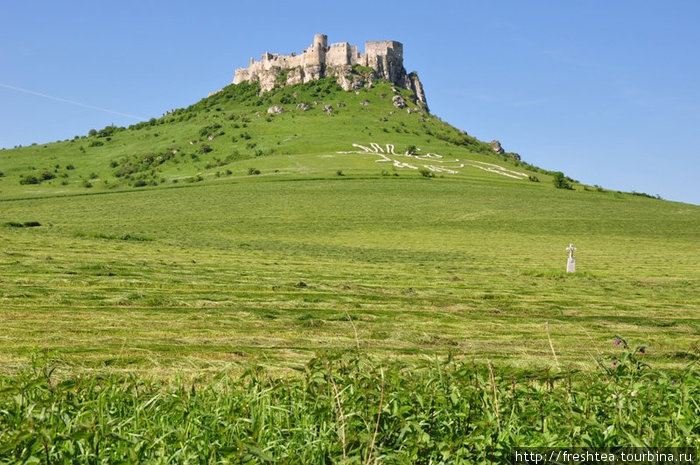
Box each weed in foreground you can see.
[1,340,698,464]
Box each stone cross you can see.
[566,243,576,273]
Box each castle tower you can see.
[313,34,328,50]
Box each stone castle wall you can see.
[231,34,426,105]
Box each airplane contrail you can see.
[0,82,146,121]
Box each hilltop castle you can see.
[232,34,426,105]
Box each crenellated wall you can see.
[231,34,426,105]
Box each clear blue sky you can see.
[2,1,698,204]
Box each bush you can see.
[4,221,40,228]
[114,150,178,177]
[419,169,434,178]
[199,124,222,138]
[247,168,261,175]
[38,171,55,181]
[19,175,40,185]
[528,175,540,182]
[552,171,573,190]
[182,175,204,184]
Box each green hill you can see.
[0,77,698,378]
[1,78,556,197]
[2,73,700,463]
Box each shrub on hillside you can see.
[4,221,41,228]
[114,150,178,177]
[19,175,40,185]
[552,171,573,190]
[199,124,222,138]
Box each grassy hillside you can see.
[1,76,699,462]
[0,78,698,379]
[0,78,566,198]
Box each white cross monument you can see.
[566,243,576,273]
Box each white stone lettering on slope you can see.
[424,165,459,174]
[394,161,418,169]
[338,142,528,180]
[465,161,528,179]
[351,143,371,152]
[370,143,385,153]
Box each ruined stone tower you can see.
[232,34,427,105]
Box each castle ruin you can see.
[232,34,426,105]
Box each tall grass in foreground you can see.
[1,346,698,464]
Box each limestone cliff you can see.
[232,34,427,107]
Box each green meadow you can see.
[1,76,699,461]
[1,175,698,379]
[1,77,698,377]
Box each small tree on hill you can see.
[552,171,573,190]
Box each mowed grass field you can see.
[1,77,700,462]
[1,170,698,379]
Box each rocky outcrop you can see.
[335,70,368,91]
[231,34,427,108]
[407,73,426,107]
[392,95,407,109]
[490,140,505,154]
[267,105,284,115]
